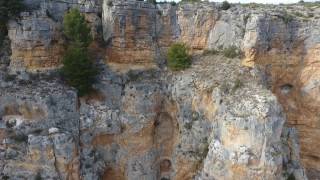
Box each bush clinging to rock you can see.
[167,43,191,70]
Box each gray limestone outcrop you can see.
[2,0,320,179]
[1,54,307,179]
[0,78,79,179]
[8,0,102,72]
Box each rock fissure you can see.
[49,135,63,180]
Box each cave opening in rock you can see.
[280,83,294,95]
[160,159,172,172]
[160,159,172,180]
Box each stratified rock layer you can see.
[8,11,64,72]
[8,0,102,72]
[0,54,307,180]
[103,0,158,68]
[2,0,320,179]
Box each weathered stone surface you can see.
[0,78,79,179]
[8,0,102,73]
[241,11,320,176]
[207,7,247,50]
[103,0,158,70]
[8,11,64,72]
[2,1,320,179]
[102,1,219,70]
[199,84,285,179]
[177,3,218,51]
[0,55,307,180]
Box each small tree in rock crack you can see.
[62,9,98,96]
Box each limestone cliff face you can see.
[101,2,320,177]
[2,0,320,179]
[0,56,307,180]
[8,0,102,72]
[176,3,218,51]
[103,0,158,70]
[8,11,64,72]
[102,1,218,70]
[0,80,80,179]
[241,11,320,177]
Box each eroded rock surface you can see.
[0,78,79,179]
[0,54,307,180]
[2,0,320,179]
[8,0,102,72]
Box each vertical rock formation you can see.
[8,0,102,73]
[242,11,320,177]
[8,10,63,72]
[2,0,320,179]
[103,0,158,70]
[0,80,80,179]
[176,3,218,51]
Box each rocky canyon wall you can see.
[0,55,307,180]
[1,0,320,179]
[242,10,320,178]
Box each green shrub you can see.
[222,45,241,58]
[282,11,294,24]
[0,0,24,46]
[167,43,191,70]
[203,49,219,56]
[293,11,306,18]
[63,9,92,47]
[240,3,261,9]
[308,13,314,18]
[184,122,193,130]
[232,79,243,92]
[61,45,98,96]
[221,1,231,10]
[299,1,320,8]
[62,9,98,96]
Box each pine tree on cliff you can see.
[62,9,98,96]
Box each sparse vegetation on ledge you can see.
[180,0,202,3]
[221,1,231,10]
[203,45,242,59]
[222,45,242,58]
[281,11,294,24]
